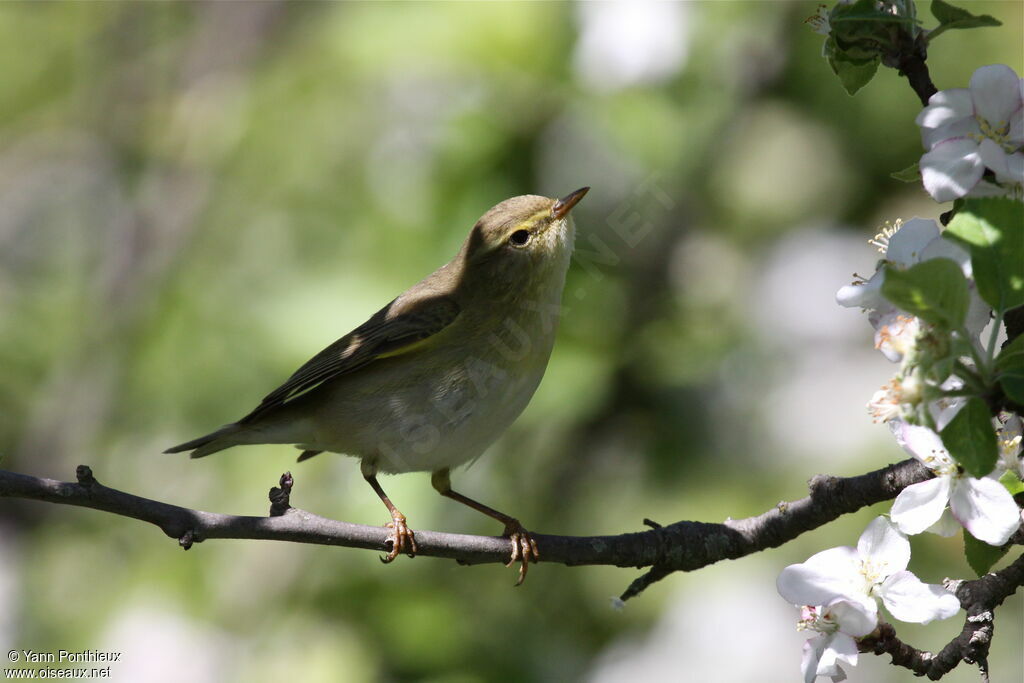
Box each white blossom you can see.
[889,421,1022,545]
[836,217,990,365]
[796,600,876,683]
[917,64,1024,201]
[777,517,960,625]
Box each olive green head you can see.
[457,188,588,298]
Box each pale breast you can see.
[304,307,559,473]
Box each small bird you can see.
[166,188,588,583]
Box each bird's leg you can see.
[431,468,539,585]
[362,460,417,563]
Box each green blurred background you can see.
[1,2,1021,681]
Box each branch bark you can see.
[882,28,938,106]
[1,459,931,599]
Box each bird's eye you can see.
[509,229,531,246]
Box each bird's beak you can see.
[551,187,590,220]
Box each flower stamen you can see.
[804,5,830,35]
[868,219,903,255]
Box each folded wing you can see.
[240,294,460,423]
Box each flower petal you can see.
[966,178,1014,198]
[969,64,1022,127]
[964,288,993,340]
[920,235,971,274]
[916,88,973,137]
[925,508,961,537]
[857,517,910,575]
[826,598,878,637]
[949,477,1022,545]
[891,477,952,535]
[879,570,960,624]
[1009,98,1023,144]
[817,632,857,679]
[921,138,985,202]
[836,270,885,309]
[1002,151,1024,184]
[890,421,953,467]
[922,116,981,150]
[777,547,861,606]
[884,218,940,266]
[931,395,967,432]
[802,636,827,683]
[871,312,920,363]
[978,137,1015,183]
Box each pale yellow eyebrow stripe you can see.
[509,209,552,235]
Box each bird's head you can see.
[458,187,588,299]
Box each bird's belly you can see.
[307,347,549,473]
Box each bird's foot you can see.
[381,510,417,563]
[503,519,539,586]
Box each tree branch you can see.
[1,459,931,597]
[859,552,1024,681]
[883,29,937,106]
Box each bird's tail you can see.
[164,424,244,459]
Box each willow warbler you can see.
[166,188,588,583]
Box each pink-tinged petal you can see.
[885,218,940,266]
[921,116,981,150]
[949,477,1022,545]
[817,632,857,679]
[826,598,878,637]
[879,571,960,624]
[916,88,973,129]
[890,421,952,466]
[777,546,860,606]
[969,64,1022,127]
[836,270,885,309]
[891,478,952,535]
[857,517,910,575]
[921,138,984,202]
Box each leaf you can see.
[964,530,1008,576]
[941,397,998,477]
[828,54,880,95]
[928,0,1001,42]
[832,0,918,26]
[1000,374,1024,405]
[891,162,921,182]
[996,331,1024,404]
[881,258,969,329]
[944,198,1024,312]
[828,0,919,64]
[998,470,1024,497]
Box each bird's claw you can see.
[503,520,539,586]
[380,512,417,563]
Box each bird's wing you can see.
[239,294,460,423]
